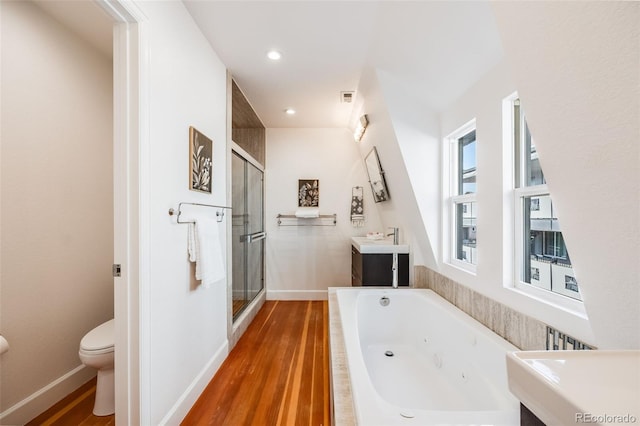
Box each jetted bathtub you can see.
[332,287,520,425]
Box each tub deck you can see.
[328,287,520,426]
[328,289,357,425]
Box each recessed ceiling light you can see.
[285,108,296,115]
[267,50,282,61]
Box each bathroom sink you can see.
[351,237,409,254]
[506,350,640,425]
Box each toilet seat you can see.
[80,319,114,354]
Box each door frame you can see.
[95,1,149,424]
[231,142,265,172]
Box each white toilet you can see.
[79,319,115,416]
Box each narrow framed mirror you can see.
[364,147,389,202]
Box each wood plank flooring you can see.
[182,300,330,426]
[25,300,329,426]
[25,377,114,426]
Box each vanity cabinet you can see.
[520,404,546,426]
[351,246,409,287]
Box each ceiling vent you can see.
[340,91,355,103]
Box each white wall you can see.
[265,128,382,298]
[354,68,440,271]
[0,1,113,421]
[354,61,595,342]
[131,1,230,423]
[438,60,595,344]
[492,1,639,349]
[361,2,639,349]
[376,70,441,268]
[439,61,514,290]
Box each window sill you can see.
[508,282,588,319]
[446,259,477,276]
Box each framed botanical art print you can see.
[298,179,319,207]
[189,126,213,193]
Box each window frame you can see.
[444,119,478,274]
[506,93,585,313]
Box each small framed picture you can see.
[189,126,213,193]
[298,179,319,207]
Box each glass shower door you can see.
[232,151,264,320]
[245,162,264,303]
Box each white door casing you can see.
[95,1,148,424]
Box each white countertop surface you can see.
[506,350,640,425]
[351,236,409,254]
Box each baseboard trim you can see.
[158,340,229,425]
[266,290,328,301]
[0,364,96,425]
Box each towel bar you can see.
[169,202,232,223]
[276,213,337,226]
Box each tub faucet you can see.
[387,227,399,288]
[387,227,399,245]
[391,252,399,288]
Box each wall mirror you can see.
[364,147,389,202]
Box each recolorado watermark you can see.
[576,413,638,424]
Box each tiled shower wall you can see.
[414,265,549,350]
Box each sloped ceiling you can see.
[184,1,503,128]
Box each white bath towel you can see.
[295,207,320,218]
[187,215,225,288]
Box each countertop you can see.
[351,236,409,254]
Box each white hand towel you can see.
[188,223,197,262]
[187,215,225,288]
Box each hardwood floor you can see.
[182,300,330,426]
[25,377,114,426]
[25,301,329,426]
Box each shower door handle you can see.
[249,231,266,242]
[245,231,266,243]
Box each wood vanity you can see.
[351,237,409,286]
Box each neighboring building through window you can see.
[512,98,581,300]
[458,130,477,195]
[446,121,477,269]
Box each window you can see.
[446,121,477,271]
[511,98,581,301]
[458,130,477,195]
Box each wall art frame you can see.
[189,126,213,193]
[298,179,319,207]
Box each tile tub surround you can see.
[414,266,548,351]
[327,290,357,426]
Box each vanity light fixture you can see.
[354,114,369,141]
[267,50,282,61]
[285,108,296,115]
